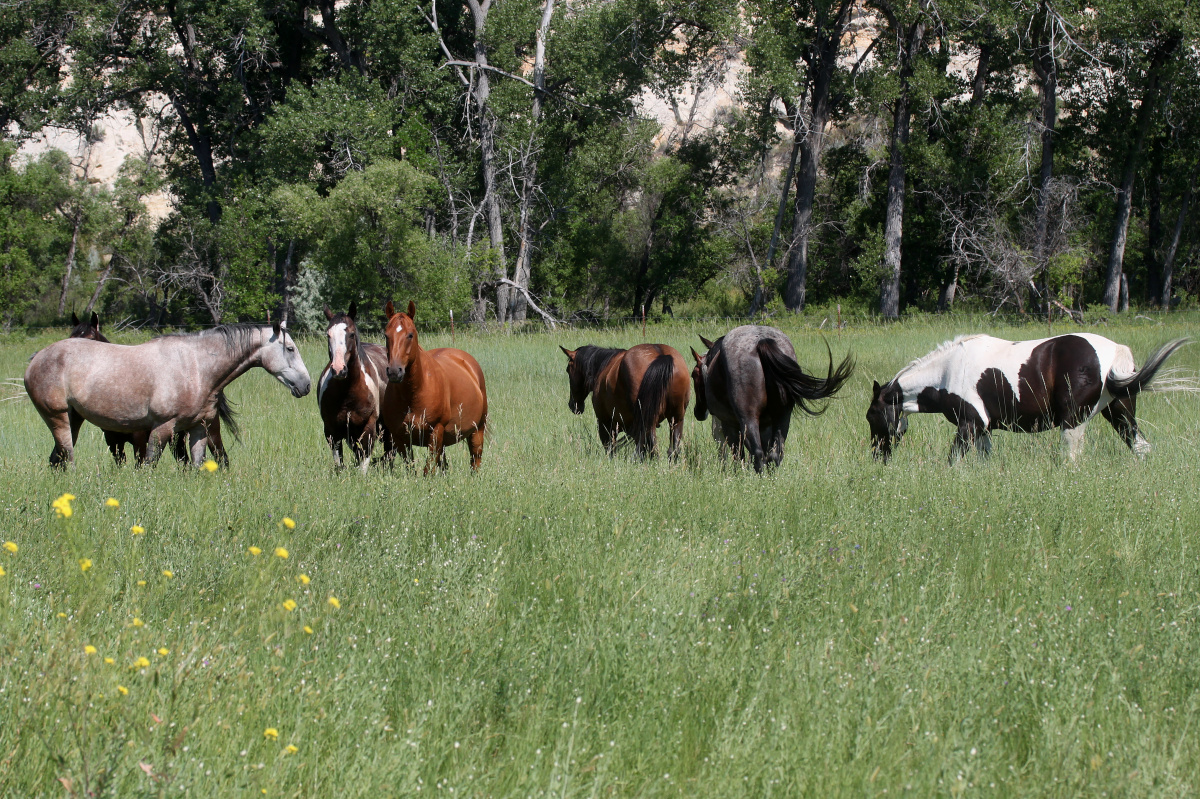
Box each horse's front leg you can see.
[949,417,987,465]
[206,418,229,468]
[130,432,150,465]
[424,425,445,475]
[104,430,128,465]
[187,425,209,467]
[598,421,618,456]
[353,423,376,475]
[144,421,177,465]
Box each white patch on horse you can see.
[1062,423,1087,462]
[317,367,333,404]
[328,323,348,372]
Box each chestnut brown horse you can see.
[691,326,854,471]
[318,302,394,472]
[380,301,487,473]
[560,343,691,459]
[68,313,239,466]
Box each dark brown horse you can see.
[380,301,488,473]
[692,325,854,471]
[317,302,394,472]
[67,313,239,465]
[560,343,691,459]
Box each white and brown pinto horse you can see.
[867,333,1190,464]
[380,301,488,473]
[25,321,311,468]
[317,302,394,472]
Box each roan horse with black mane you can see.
[26,320,310,467]
[67,312,239,466]
[691,325,854,472]
[866,333,1190,464]
[318,302,394,471]
[560,343,691,459]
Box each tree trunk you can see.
[784,0,854,312]
[510,0,555,322]
[1160,169,1197,308]
[759,105,803,314]
[1103,36,1179,310]
[1031,8,1057,288]
[937,263,959,312]
[58,210,83,317]
[878,5,927,320]
[172,100,221,224]
[85,254,115,315]
[1144,137,1164,304]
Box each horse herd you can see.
[20,304,1190,473]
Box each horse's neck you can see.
[894,356,949,411]
[405,345,432,392]
[205,327,270,394]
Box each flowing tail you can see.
[636,353,676,438]
[216,391,241,441]
[757,338,855,416]
[1107,339,1191,398]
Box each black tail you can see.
[215,391,241,442]
[636,353,676,438]
[757,338,855,416]
[1107,338,1191,398]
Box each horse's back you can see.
[428,348,488,425]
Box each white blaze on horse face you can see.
[328,323,349,375]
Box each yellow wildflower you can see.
[263,728,279,740]
[2,541,16,554]
[274,547,289,559]
[248,546,262,556]
[0,566,6,578]
[84,645,97,655]
[298,574,310,585]
[303,626,313,635]
[157,648,169,656]
[137,580,146,586]
[162,570,173,579]
[133,656,150,669]
[105,497,120,508]
[131,525,145,535]
[132,618,144,627]
[117,685,129,696]
[57,612,67,618]
[51,493,75,518]
[282,517,296,530]
[327,596,340,609]
[282,599,297,612]
[79,558,92,572]
[202,459,218,472]
[104,657,114,665]
[285,744,299,754]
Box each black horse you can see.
[691,325,854,471]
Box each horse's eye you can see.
[408,333,413,340]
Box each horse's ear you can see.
[347,301,357,320]
[699,334,716,350]
[323,305,334,320]
[71,312,80,326]
[559,345,575,359]
[872,380,881,398]
[384,300,395,317]
[690,347,704,365]
[272,320,281,337]
[90,312,100,331]
[406,300,416,319]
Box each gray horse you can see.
[691,325,853,471]
[25,321,311,468]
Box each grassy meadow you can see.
[1,313,1200,797]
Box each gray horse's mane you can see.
[894,334,989,381]
[157,324,274,352]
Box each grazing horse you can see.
[26,321,310,468]
[380,301,487,473]
[691,325,854,472]
[67,312,239,466]
[560,343,691,459]
[866,333,1190,464]
[318,302,394,472]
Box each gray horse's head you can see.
[866,380,907,462]
[263,321,312,398]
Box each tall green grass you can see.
[1,314,1198,796]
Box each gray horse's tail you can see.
[636,353,676,437]
[1107,338,1191,399]
[216,391,241,441]
[757,339,855,416]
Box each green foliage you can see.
[0,143,71,328]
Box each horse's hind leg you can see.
[46,410,80,468]
[206,419,229,468]
[186,425,209,467]
[144,422,176,465]
[667,415,684,462]
[104,430,127,465]
[468,426,485,471]
[1101,396,1149,456]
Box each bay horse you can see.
[380,301,487,473]
[866,333,1190,464]
[691,325,854,472]
[26,321,310,468]
[318,302,394,472]
[67,312,239,466]
[559,343,691,459]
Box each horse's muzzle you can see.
[568,400,583,414]
[292,379,312,398]
[387,366,406,383]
